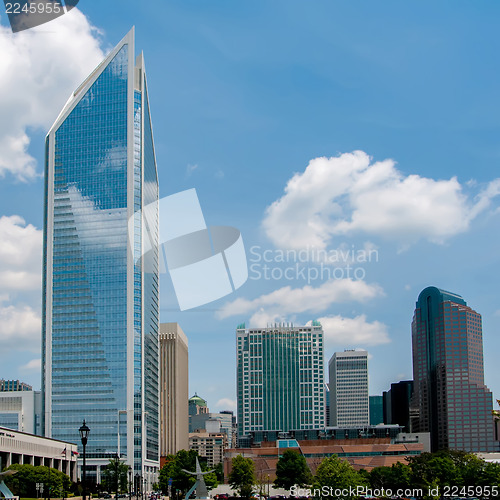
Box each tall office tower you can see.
[159,323,189,456]
[412,287,495,452]
[383,380,414,432]
[236,322,325,438]
[329,350,369,427]
[41,29,160,483]
[220,410,238,449]
[369,395,384,425]
[324,383,330,428]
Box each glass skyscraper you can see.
[412,286,495,452]
[236,322,325,438]
[41,29,160,483]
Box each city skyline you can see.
[2,2,500,416]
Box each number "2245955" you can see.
[5,2,63,14]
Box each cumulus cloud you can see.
[0,9,105,180]
[0,215,42,291]
[215,398,237,411]
[0,216,42,351]
[0,299,41,351]
[263,151,500,250]
[316,314,390,347]
[20,358,41,372]
[217,278,384,325]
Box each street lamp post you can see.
[135,474,140,500]
[128,467,132,500]
[115,454,120,500]
[79,420,90,500]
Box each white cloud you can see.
[0,215,42,291]
[20,358,41,372]
[247,309,289,328]
[0,9,105,180]
[186,163,199,176]
[317,314,390,347]
[0,216,42,351]
[215,398,237,411]
[217,278,384,324]
[0,301,41,351]
[263,150,500,250]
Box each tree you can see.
[228,455,255,500]
[102,457,129,494]
[4,464,72,498]
[159,449,218,496]
[479,461,500,492]
[274,450,312,489]
[367,450,498,500]
[214,462,224,482]
[407,450,484,490]
[370,463,411,491]
[493,399,500,420]
[313,455,367,500]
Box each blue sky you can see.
[1,1,500,415]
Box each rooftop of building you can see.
[225,437,423,473]
[189,392,207,406]
[0,379,33,391]
[417,286,467,307]
[237,322,323,333]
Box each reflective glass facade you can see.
[42,30,159,477]
[0,413,20,431]
[412,287,495,452]
[237,324,324,437]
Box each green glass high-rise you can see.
[236,323,325,438]
[41,29,160,484]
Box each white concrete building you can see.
[0,391,42,435]
[0,426,78,481]
[329,350,369,427]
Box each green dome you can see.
[189,392,207,406]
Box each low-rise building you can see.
[190,412,235,449]
[0,426,78,481]
[224,434,424,478]
[189,431,226,467]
